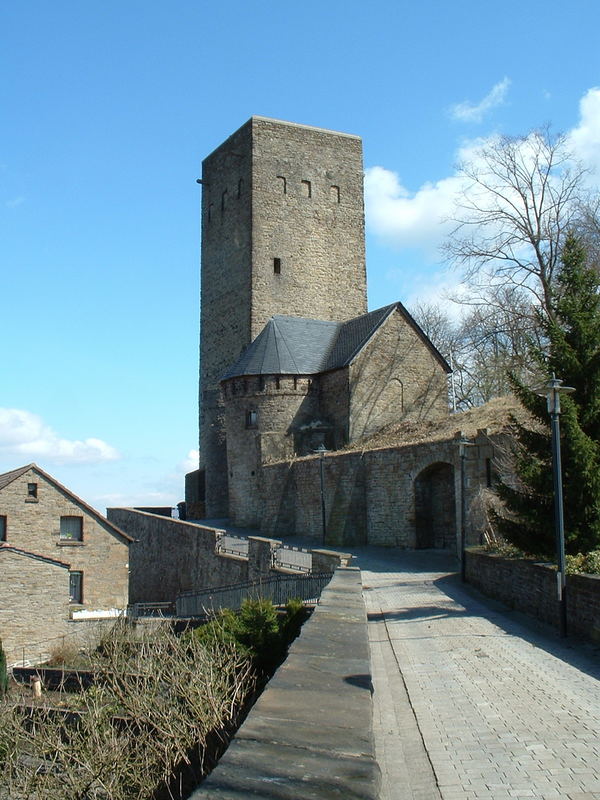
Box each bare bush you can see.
[0,620,254,800]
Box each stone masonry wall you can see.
[0,548,71,665]
[250,117,367,337]
[261,431,494,550]
[107,508,348,605]
[349,309,449,441]
[319,368,350,448]
[465,549,600,641]
[0,467,129,610]
[200,119,254,517]
[107,509,248,604]
[190,567,379,800]
[222,374,319,527]
[200,116,368,517]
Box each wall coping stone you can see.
[189,566,380,799]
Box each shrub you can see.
[191,596,310,675]
[565,550,600,575]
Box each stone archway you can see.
[414,462,456,549]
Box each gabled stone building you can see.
[0,544,71,664]
[196,116,450,526]
[221,303,449,526]
[0,464,132,611]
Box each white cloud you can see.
[450,77,511,123]
[365,87,600,257]
[0,408,120,465]
[364,165,461,254]
[5,196,25,208]
[568,87,600,176]
[96,490,175,508]
[177,449,199,474]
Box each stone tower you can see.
[200,116,368,517]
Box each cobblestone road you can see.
[354,548,600,800]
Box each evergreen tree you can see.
[495,234,600,556]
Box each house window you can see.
[246,409,258,428]
[0,516,6,542]
[69,571,83,604]
[330,185,340,203]
[301,179,312,198]
[273,257,281,274]
[60,516,83,541]
[276,175,287,194]
[27,483,38,499]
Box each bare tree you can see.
[412,290,543,410]
[445,129,588,320]
[574,196,600,269]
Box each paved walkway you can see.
[352,547,600,800]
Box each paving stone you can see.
[352,546,600,800]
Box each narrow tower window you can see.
[276,175,287,194]
[330,185,340,203]
[273,258,281,274]
[301,179,312,198]
[245,409,258,428]
[208,203,213,222]
[237,178,244,198]
[221,189,228,212]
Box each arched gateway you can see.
[414,462,456,549]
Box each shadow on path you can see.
[432,571,600,681]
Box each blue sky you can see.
[2,0,600,511]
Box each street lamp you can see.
[537,374,575,638]
[314,443,328,545]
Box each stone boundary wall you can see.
[190,567,380,799]
[106,508,348,605]
[261,430,495,549]
[465,549,600,641]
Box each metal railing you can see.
[176,572,333,618]
[127,602,175,619]
[216,534,249,557]
[273,545,312,572]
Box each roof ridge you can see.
[0,464,135,544]
[273,318,301,373]
[0,542,70,568]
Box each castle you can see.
[197,117,450,526]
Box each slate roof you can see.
[0,464,31,491]
[221,303,450,381]
[0,464,134,544]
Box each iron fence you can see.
[127,602,175,619]
[273,545,312,572]
[216,534,249,557]
[176,572,333,618]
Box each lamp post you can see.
[537,374,574,638]
[314,443,328,546]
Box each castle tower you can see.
[200,116,368,517]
